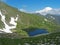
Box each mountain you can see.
[35,7,60,15]
[45,14,60,25]
[0,1,60,37]
[35,7,52,15]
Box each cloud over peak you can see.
[36,7,52,13]
[35,7,60,15]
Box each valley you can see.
[0,1,60,45]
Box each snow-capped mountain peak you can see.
[40,7,52,12]
[36,7,52,15]
[35,7,60,15]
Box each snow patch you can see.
[50,16,55,20]
[9,15,18,26]
[0,10,18,33]
[44,18,48,21]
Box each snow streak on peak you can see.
[0,10,18,33]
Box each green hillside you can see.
[0,32,60,45]
[0,1,60,37]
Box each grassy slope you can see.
[0,2,60,36]
[0,32,60,45]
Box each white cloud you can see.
[35,7,60,15]
[36,7,52,13]
[19,9,27,12]
[19,8,33,13]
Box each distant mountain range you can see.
[45,14,60,25]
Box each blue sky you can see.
[2,0,60,12]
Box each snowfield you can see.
[0,10,18,33]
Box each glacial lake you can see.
[28,28,48,36]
